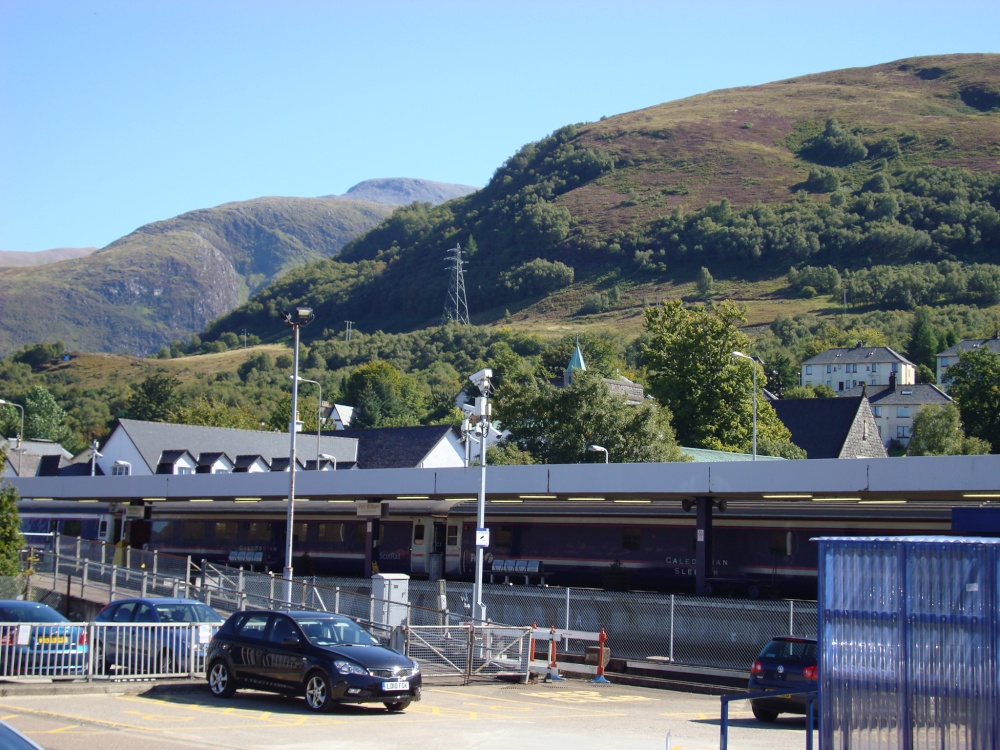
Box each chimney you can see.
[861,382,867,399]
[889,371,897,389]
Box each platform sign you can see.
[476,528,490,548]
[356,501,382,517]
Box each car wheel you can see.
[384,699,411,712]
[158,649,178,674]
[304,671,335,712]
[208,660,237,698]
[751,704,779,723]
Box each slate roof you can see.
[326,425,459,469]
[938,337,1000,358]
[771,397,869,459]
[111,419,358,473]
[803,345,914,367]
[839,383,952,406]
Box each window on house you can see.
[806,365,812,375]
[111,463,131,476]
[177,466,193,475]
[897,425,912,439]
[873,406,882,417]
[892,363,899,373]
[871,378,877,386]
[898,406,911,419]
[826,365,832,374]
[872,363,877,372]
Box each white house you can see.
[936,336,1000,390]
[800,344,915,392]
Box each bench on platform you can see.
[489,559,545,585]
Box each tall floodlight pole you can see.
[469,368,492,623]
[281,306,315,600]
[731,351,758,461]
[587,444,609,463]
[0,399,25,476]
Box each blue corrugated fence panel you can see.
[817,536,1000,750]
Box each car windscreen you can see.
[760,639,817,662]
[0,605,69,623]
[154,603,224,623]
[296,617,379,647]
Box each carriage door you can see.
[410,520,430,576]
[427,521,446,581]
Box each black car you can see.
[748,636,818,722]
[206,610,421,712]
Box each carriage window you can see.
[494,526,513,547]
[446,525,458,547]
[151,521,174,543]
[622,529,641,551]
[413,524,426,544]
[62,519,83,537]
[214,521,238,543]
[182,521,205,541]
[246,522,270,543]
[317,523,345,544]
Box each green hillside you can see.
[205,54,1000,345]
[0,197,396,357]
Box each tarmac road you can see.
[0,678,816,750]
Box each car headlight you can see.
[333,659,369,676]
[410,660,420,674]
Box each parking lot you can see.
[0,678,815,750]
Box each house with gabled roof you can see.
[839,374,952,449]
[800,343,915,392]
[94,419,358,477]
[771,396,886,459]
[2,438,74,478]
[936,335,1000,390]
[328,425,465,469]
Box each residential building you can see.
[2,438,74,478]
[771,396,887,459]
[563,341,645,403]
[95,419,359,477]
[329,425,466,469]
[800,343,915,392]
[839,375,952,449]
[936,335,1000,390]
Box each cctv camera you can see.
[469,368,493,393]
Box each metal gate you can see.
[400,624,532,684]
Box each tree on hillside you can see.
[492,369,686,464]
[695,267,715,296]
[908,403,990,456]
[947,346,1000,453]
[642,300,798,455]
[340,361,426,429]
[173,397,263,430]
[122,373,182,422]
[0,445,22,575]
[22,386,72,445]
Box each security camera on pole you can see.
[468,368,492,624]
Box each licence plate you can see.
[37,636,69,644]
[382,681,409,691]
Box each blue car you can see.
[0,600,89,677]
[93,597,224,675]
[748,636,818,722]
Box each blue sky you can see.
[2,0,999,252]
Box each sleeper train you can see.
[18,496,962,598]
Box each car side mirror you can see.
[281,636,302,648]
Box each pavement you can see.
[0,675,817,750]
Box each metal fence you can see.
[17,536,819,675]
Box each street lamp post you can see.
[468,368,492,624]
[731,351,758,461]
[281,306,315,599]
[294,376,323,466]
[319,453,337,471]
[0,399,25,475]
[587,444,609,463]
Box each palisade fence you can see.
[17,535,818,673]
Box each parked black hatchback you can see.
[206,610,421,712]
[748,636,818,722]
